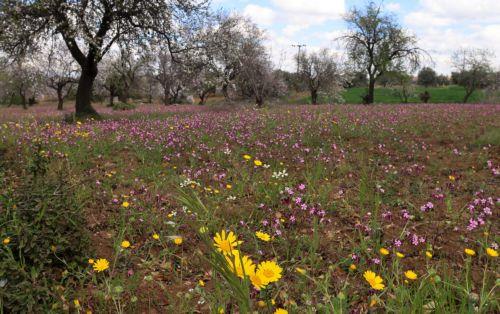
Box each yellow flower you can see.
[152,233,160,240]
[121,240,131,248]
[404,270,418,280]
[243,154,252,160]
[379,248,390,256]
[295,267,306,275]
[274,308,288,314]
[396,252,405,258]
[249,271,268,290]
[122,201,129,208]
[464,248,476,256]
[226,184,232,189]
[254,160,263,166]
[448,175,456,181]
[426,251,433,259]
[174,237,183,245]
[213,230,242,255]
[369,297,378,307]
[256,261,283,284]
[257,300,266,308]
[225,253,256,278]
[363,270,385,290]
[486,248,498,257]
[255,231,271,242]
[3,237,11,245]
[88,258,95,264]
[349,264,357,271]
[74,299,80,308]
[93,258,109,272]
[198,280,205,287]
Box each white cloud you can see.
[418,0,500,22]
[405,12,453,28]
[243,4,276,27]
[406,0,500,28]
[271,0,345,19]
[385,2,401,12]
[404,0,500,73]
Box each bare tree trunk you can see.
[118,83,129,103]
[311,89,318,105]
[147,83,153,103]
[463,88,474,103]
[163,88,170,106]
[222,83,230,100]
[20,89,27,110]
[75,64,98,116]
[57,86,64,110]
[255,95,264,107]
[366,78,375,104]
[198,92,207,105]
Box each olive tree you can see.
[235,22,285,107]
[417,67,437,87]
[452,48,494,103]
[0,0,209,116]
[297,49,343,105]
[42,39,79,110]
[341,1,424,104]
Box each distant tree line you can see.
[0,1,497,114]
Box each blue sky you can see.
[211,0,500,74]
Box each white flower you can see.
[272,169,289,179]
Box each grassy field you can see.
[0,103,499,313]
[288,85,485,104]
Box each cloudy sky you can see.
[211,0,500,74]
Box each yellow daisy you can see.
[256,261,283,284]
[249,271,268,290]
[379,248,390,256]
[3,237,10,245]
[174,237,183,245]
[243,154,252,160]
[486,248,498,257]
[274,309,288,314]
[225,253,256,278]
[93,258,110,272]
[363,270,385,290]
[121,240,131,248]
[464,248,476,256]
[255,231,271,242]
[404,270,418,280]
[214,230,242,255]
[254,160,263,166]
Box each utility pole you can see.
[292,44,306,73]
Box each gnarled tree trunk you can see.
[311,89,318,105]
[75,63,98,116]
[57,85,64,110]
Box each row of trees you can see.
[0,1,497,114]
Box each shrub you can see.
[0,145,90,312]
[419,91,431,103]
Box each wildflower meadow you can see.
[0,103,498,313]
